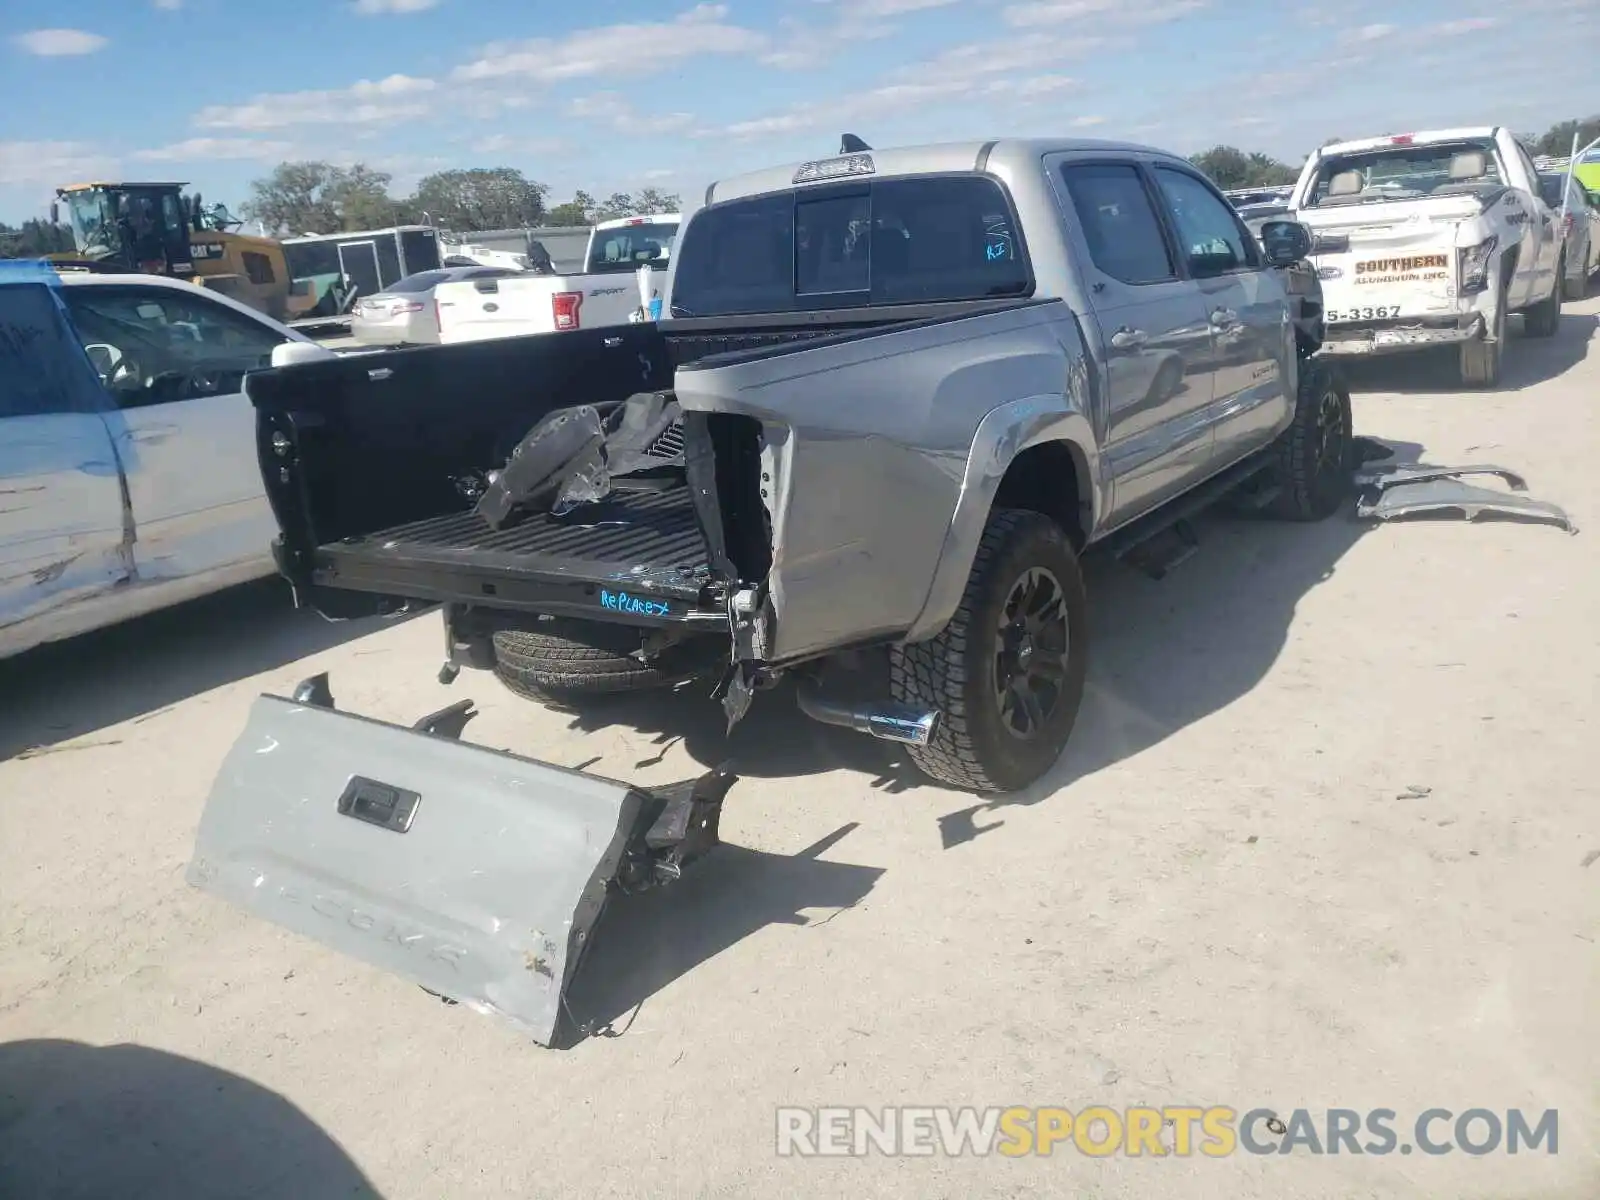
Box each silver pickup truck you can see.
[190,136,1347,1044]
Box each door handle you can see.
[1110,327,1148,350]
[1210,308,1239,329]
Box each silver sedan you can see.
[349,265,519,345]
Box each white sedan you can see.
[0,269,333,660]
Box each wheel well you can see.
[992,442,1089,549]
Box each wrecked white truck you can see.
[190,137,1348,1044]
[1290,126,1566,388]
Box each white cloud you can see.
[759,0,960,68]
[1435,17,1498,35]
[12,29,109,56]
[722,30,1097,138]
[1002,0,1206,27]
[453,5,763,83]
[133,137,294,162]
[467,133,568,156]
[0,141,117,191]
[1344,23,1396,41]
[153,0,182,10]
[193,74,437,130]
[565,92,697,135]
[1071,114,1107,127]
[354,0,440,13]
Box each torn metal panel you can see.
[603,391,683,475]
[1356,477,1577,533]
[1354,463,1528,492]
[672,301,1092,665]
[187,684,738,1047]
[475,405,606,529]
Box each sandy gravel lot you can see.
[3,300,1597,1200]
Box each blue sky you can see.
[2,0,1595,223]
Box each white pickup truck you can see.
[0,266,334,659]
[1289,126,1566,387]
[434,213,681,343]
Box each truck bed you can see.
[249,300,1037,619]
[316,477,717,624]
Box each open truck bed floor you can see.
[314,481,720,624]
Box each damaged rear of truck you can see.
[189,137,1338,1043]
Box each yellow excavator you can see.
[46,180,325,322]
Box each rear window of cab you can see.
[670,174,1032,317]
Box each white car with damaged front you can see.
[1290,126,1564,388]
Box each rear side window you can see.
[0,281,106,418]
[1536,175,1564,208]
[670,174,1031,316]
[1059,163,1175,285]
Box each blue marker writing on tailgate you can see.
[599,589,673,617]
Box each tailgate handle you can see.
[337,776,421,833]
[474,279,500,293]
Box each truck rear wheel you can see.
[1262,359,1352,521]
[1523,261,1562,339]
[889,509,1088,794]
[491,619,719,702]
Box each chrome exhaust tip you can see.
[863,707,940,746]
[795,682,940,747]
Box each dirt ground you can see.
[3,300,1597,1200]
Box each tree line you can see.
[235,162,680,237]
[5,115,1596,255]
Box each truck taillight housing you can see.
[552,291,583,331]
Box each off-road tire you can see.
[491,619,719,702]
[1523,262,1562,339]
[889,509,1088,794]
[1561,262,1586,302]
[1261,358,1353,521]
[1459,282,1506,388]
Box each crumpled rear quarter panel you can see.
[672,301,1083,663]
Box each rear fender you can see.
[673,301,1091,667]
[903,402,1099,643]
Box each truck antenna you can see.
[839,133,871,154]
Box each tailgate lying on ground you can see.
[186,674,734,1048]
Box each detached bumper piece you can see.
[1320,313,1485,356]
[1354,462,1577,534]
[186,673,736,1047]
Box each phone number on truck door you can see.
[1326,306,1401,323]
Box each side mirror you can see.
[1258,219,1313,267]
[270,340,336,369]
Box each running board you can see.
[1099,453,1273,563]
